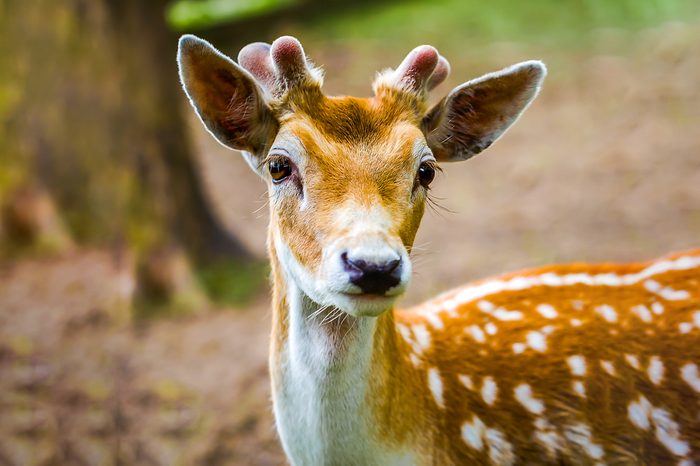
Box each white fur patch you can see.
[647,356,665,385]
[512,343,526,354]
[572,381,586,398]
[567,355,587,376]
[631,304,653,323]
[526,331,547,352]
[514,383,544,415]
[468,325,486,343]
[493,308,524,321]
[422,255,700,312]
[412,324,431,353]
[644,279,690,301]
[595,304,618,323]
[600,360,616,376]
[537,303,558,319]
[534,417,562,457]
[694,311,700,328]
[564,424,604,460]
[461,415,486,451]
[652,408,690,457]
[485,427,515,465]
[570,318,583,327]
[428,367,444,408]
[481,376,498,406]
[680,363,700,393]
[625,354,641,370]
[679,322,693,334]
[478,300,495,313]
[484,322,498,335]
[652,302,665,315]
[424,312,444,330]
[628,395,652,430]
[459,374,474,390]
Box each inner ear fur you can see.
[177,35,278,155]
[423,60,546,162]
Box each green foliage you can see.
[198,260,269,306]
[167,0,298,30]
[302,0,699,50]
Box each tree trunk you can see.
[0,0,249,265]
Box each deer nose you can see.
[341,252,402,295]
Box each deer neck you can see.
[267,239,419,465]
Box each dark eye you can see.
[417,162,436,188]
[269,157,292,183]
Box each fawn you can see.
[177,34,700,465]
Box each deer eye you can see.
[269,157,292,183]
[417,161,436,188]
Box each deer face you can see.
[178,35,545,317]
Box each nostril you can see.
[341,252,403,295]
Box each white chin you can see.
[332,292,399,317]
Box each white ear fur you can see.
[424,60,546,162]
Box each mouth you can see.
[333,290,402,317]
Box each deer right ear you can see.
[423,61,546,162]
[177,35,278,156]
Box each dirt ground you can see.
[1,22,699,465]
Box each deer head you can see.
[177,35,545,317]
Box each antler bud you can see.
[238,36,323,98]
[373,45,451,98]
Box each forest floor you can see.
[1,21,699,466]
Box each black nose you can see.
[341,252,402,295]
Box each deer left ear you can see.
[177,35,278,156]
[423,61,546,162]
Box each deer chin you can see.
[331,291,401,317]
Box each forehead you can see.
[277,95,427,165]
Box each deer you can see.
[177,34,700,465]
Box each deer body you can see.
[177,35,700,465]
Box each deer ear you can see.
[423,61,546,162]
[177,35,278,155]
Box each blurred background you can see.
[1,0,699,464]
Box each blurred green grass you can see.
[168,0,699,50]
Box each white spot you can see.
[397,324,412,345]
[572,300,584,311]
[534,417,562,457]
[572,381,586,398]
[493,308,524,321]
[680,363,700,393]
[628,395,652,430]
[647,356,665,385]
[512,343,526,354]
[409,353,421,368]
[541,325,556,335]
[514,383,544,415]
[467,325,486,343]
[595,304,618,323]
[567,355,587,376]
[477,300,495,313]
[679,322,693,334]
[694,311,700,328]
[645,279,691,301]
[564,424,604,460]
[459,374,474,390]
[526,331,547,352]
[481,377,498,406]
[570,318,583,327]
[652,407,690,457]
[625,354,641,370]
[424,312,444,330]
[461,415,485,451]
[678,460,693,466]
[427,367,444,408]
[600,360,616,376]
[631,304,653,323]
[627,395,691,457]
[537,304,558,319]
[652,302,665,315]
[485,427,515,465]
[412,324,431,353]
[484,322,498,335]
